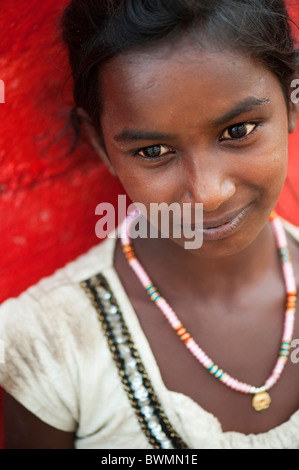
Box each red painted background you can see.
[0,0,298,449]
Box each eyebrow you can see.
[113,96,270,143]
[114,129,177,143]
[213,96,270,127]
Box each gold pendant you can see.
[252,392,271,411]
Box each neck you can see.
[130,220,278,299]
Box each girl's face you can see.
[98,38,297,257]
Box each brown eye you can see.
[228,123,247,138]
[221,122,256,141]
[137,144,172,159]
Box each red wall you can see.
[0,1,125,304]
[0,0,124,449]
[0,0,298,449]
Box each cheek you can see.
[259,143,288,198]
[237,121,288,199]
[114,162,180,207]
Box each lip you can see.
[181,202,254,241]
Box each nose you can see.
[181,161,236,211]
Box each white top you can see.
[0,221,299,449]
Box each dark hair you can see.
[61,0,299,139]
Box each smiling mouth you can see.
[182,202,254,240]
[203,203,253,229]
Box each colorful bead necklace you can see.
[120,210,297,412]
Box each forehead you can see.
[99,38,280,132]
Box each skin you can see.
[4,37,299,446]
[3,392,75,449]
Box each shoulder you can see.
[0,233,118,352]
[0,234,118,431]
[1,232,116,310]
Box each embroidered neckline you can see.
[80,273,188,450]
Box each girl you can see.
[1,0,299,449]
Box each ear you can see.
[288,79,299,133]
[77,108,117,177]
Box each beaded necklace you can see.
[120,210,297,412]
